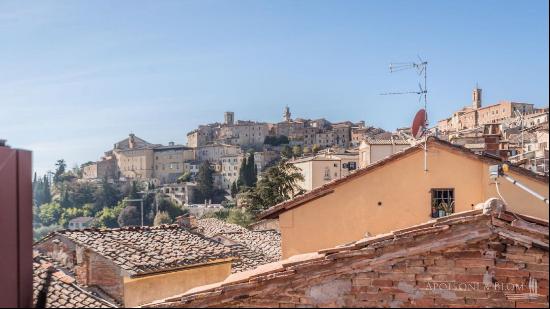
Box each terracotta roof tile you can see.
[195,218,282,272]
[143,206,549,307]
[33,254,116,308]
[48,225,235,277]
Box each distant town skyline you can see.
[1,0,548,175]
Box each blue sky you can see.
[1,0,548,175]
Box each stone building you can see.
[219,151,279,191]
[290,152,359,192]
[437,87,537,133]
[82,153,117,180]
[195,143,241,163]
[145,206,549,308]
[153,143,195,184]
[358,138,411,168]
[218,121,269,146]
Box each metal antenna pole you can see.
[382,57,429,172]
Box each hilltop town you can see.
[22,87,549,308]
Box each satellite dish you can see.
[411,109,427,139]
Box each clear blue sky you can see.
[1,0,548,175]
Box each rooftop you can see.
[259,137,549,220]
[33,254,116,308]
[144,205,549,308]
[195,218,282,265]
[38,225,235,277]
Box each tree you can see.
[95,201,125,228]
[177,172,192,183]
[312,144,321,154]
[196,161,214,201]
[155,194,186,220]
[70,182,95,207]
[230,181,238,198]
[238,152,257,189]
[38,202,63,226]
[281,145,293,159]
[59,207,90,228]
[33,174,52,207]
[33,224,62,242]
[292,145,303,157]
[246,152,257,187]
[153,211,172,225]
[94,179,121,212]
[53,159,67,184]
[118,205,141,227]
[226,209,254,227]
[303,146,311,155]
[242,161,305,215]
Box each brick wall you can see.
[35,236,125,305]
[84,250,124,304]
[174,241,548,308]
[156,214,549,308]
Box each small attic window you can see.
[431,188,455,218]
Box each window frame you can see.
[430,188,455,218]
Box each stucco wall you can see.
[123,261,232,307]
[279,143,549,258]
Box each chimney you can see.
[176,215,197,229]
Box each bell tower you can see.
[472,85,482,109]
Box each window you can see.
[324,167,331,180]
[431,188,455,218]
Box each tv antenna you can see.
[381,56,430,171]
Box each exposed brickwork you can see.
[146,210,549,308]
[33,254,114,308]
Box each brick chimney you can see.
[176,215,197,229]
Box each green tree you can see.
[230,181,238,198]
[292,145,303,157]
[226,209,254,227]
[303,146,311,155]
[33,224,62,242]
[59,207,91,228]
[93,179,121,212]
[155,194,186,220]
[118,205,141,227]
[243,161,305,215]
[312,144,321,154]
[94,201,125,228]
[196,161,214,201]
[281,145,293,158]
[246,152,257,187]
[177,172,192,183]
[53,159,67,184]
[38,202,63,226]
[153,211,173,225]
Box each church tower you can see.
[283,106,292,122]
[472,85,482,109]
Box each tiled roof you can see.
[33,254,115,308]
[41,225,235,277]
[144,205,549,308]
[258,137,549,220]
[195,219,282,269]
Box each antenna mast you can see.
[382,57,429,171]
